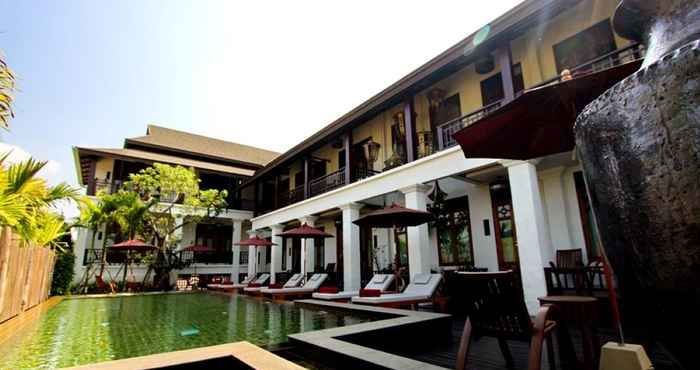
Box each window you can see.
[195,223,232,252]
[513,63,525,95]
[338,150,346,169]
[553,20,616,73]
[430,93,462,127]
[435,196,474,266]
[239,249,249,265]
[480,73,504,106]
[394,227,408,268]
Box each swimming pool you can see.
[0,292,374,369]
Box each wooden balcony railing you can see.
[435,43,646,152]
[87,179,123,195]
[309,168,346,197]
[278,184,305,208]
[436,101,503,151]
[355,167,380,181]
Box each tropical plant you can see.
[0,52,16,130]
[125,163,227,288]
[51,235,75,296]
[0,155,79,248]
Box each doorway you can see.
[489,180,519,271]
[291,238,301,273]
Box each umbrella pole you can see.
[301,239,306,283]
[393,225,402,292]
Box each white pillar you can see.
[540,167,573,264]
[247,230,258,278]
[505,160,550,315]
[340,203,362,292]
[171,215,185,282]
[298,216,318,273]
[270,224,284,284]
[401,184,435,281]
[231,220,243,283]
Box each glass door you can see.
[489,181,519,271]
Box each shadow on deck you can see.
[395,315,680,370]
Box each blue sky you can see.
[1,0,520,216]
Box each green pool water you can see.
[0,293,372,369]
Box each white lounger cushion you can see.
[254,274,270,284]
[351,273,442,305]
[312,274,395,300]
[262,273,328,294]
[283,273,303,288]
[243,286,265,292]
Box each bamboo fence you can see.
[0,226,56,323]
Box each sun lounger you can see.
[312,274,395,301]
[208,275,254,290]
[244,273,304,296]
[262,273,328,300]
[351,273,442,308]
[221,274,269,292]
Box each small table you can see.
[538,295,600,370]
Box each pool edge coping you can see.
[289,299,452,370]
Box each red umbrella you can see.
[109,240,156,286]
[353,203,434,228]
[277,223,333,238]
[235,235,277,246]
[110,239,156,252]
[275,223,333,280]
[182,244,216,252]
[453,59,641,160]
[354,204,434,289]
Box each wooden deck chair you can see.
[455,271,557,370]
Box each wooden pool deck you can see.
[395,315,679,370]
[0,295,63,346]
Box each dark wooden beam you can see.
[274,174,280,209]
[303,156,310,199]
[404,98,417,163]
[497,46,515,102]
[253,181,260,217]
[343,131,352,184]
[86,159,97,195]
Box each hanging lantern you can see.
[365,140,381,164]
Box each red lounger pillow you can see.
[360,289,381,297]
[318,286,339,294]
[247,283,262,288]
[268,283,283,289]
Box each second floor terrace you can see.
[244,0,645,216]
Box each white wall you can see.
[467,184,499,272]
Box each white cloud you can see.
[0,142,62,180]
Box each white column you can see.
[231,220,243,283]
[401,184,435,281]
[270,224,284,284]
[505,160,550,315]
[340,203,362,292]
[540,167,573,264]
[298,216,318,273]
[247,230,258,278]
[171,215,185,282]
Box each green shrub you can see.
[51,248,75,296]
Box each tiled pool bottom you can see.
[0,292,374,369]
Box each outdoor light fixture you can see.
[393,111,406,137]
[365,140,381,164]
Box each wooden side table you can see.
[538,295,600,370]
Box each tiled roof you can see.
[75,147,256,177]
[126,125,279,167]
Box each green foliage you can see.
[0,155,79,247]
[51,247,75,296]
[0,52,17,130]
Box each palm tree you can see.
[0,53,16,130]
[0,155,79,247]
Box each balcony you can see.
[436,101,503,151]
[435,43,646,152]
[86,179,123,196]
[309,168,346,197]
